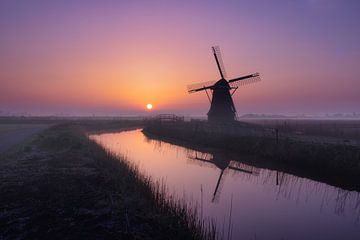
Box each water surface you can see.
[90,129,360,240]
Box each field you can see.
[0,119,215,240]
[241,118,360,143]
[0,124,51,153]
[1,117,359,239]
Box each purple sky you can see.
[1,0,359,116]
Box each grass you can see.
[0,122,216,239]
[143,120,360,191]
[241,118,360,139]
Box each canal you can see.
[90,129,360,240]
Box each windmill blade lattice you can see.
[187,80,217,93]
[212,46,227,79]
[228,74,261,88]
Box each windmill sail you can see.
[212,46,227,79]
[187,80,217,93]
[228,73,261,88]
[188,73,260,93]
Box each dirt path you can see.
[0,124,50,153]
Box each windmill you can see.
[188,46,261,123]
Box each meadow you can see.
[1,117,359,239]
[0,119,215,240]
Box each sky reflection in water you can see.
[90,129,360,240]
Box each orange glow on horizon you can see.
[1,1,359,115]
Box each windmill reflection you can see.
[146,135,360,219]
[188,151,258,202]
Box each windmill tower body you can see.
[187,46,261,124]
[207,79,236,122]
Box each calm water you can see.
[90,129,360,240]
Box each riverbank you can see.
[143,121,360,191]
[0,122,214,239]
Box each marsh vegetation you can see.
[1,117,359,239]
[144,119,360,191]
[92,129,360,240]
[0,121,215,239]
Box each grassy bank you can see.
[144,121,360,191]
[0,122,215,239]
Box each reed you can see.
[143,121,360,191]
[35,123,217,239]
[88,141,218,239]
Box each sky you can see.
[0,0,359,116]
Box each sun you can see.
[146,103,153,110]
